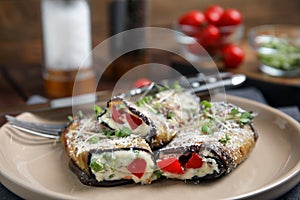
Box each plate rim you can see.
[0,95,299,200]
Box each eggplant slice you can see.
[156,102,258,182]
[98,90,200,148]
[61,88,258,186]
[61,118,158,186]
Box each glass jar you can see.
[41,0,95,98]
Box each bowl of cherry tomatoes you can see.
[174,5,245,68]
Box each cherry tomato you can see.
[219,9,242,26]
[184,153,203,169]
[133,78,152,88]
[127,158,146,179]
[178,10,206,27]
[196,24,221,48]
[157,157,184,174]
[111,105,124,124]
[125,113,143,130]
[204,5,224,26]
[221,44,244,68]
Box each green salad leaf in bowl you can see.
[249,25,300,77]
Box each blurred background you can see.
[1,0,299,67]
[0,0,299,108]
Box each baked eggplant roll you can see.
[61,117,158,186]
[98,89,200,148]
[156,102,258,182]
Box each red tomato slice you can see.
[184,153,203,169]
[127,158,146,179]
[157,157,184,174]
[133,78,152,88]
[111,105,124,124]
[125,113,143,130]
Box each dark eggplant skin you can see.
[157,143,235,181]
[69,147,155,187]
[69,160,133,187]
[98,97,168,149]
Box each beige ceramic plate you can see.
[0,95,300,200]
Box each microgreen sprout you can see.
[239,111,254,124]
[115,127,131,137]
[90,159,104,173]
[88,136,99,144]
[201,125,212,134]
[229,108,254,125]
[230,108,239,115]
[67,110,84,121]
[172,81,183,91]
[201,100,212,111]
[93,105,103,117]
[167,112,175,119]
[136,96,153,107]
[219,134,230,145]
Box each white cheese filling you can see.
[160,157,219,180]
[90,150,155,184]
[100,108,151,137]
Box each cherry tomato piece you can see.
[184,153,203,169]
[219,9,242,26]
[127,158,147,179]
[157,157,184,174]
[178,10,206,27]
[222,44,244,68]
[125,113,143,130]
[111,105,124,124]
[204,5,224,26]
[133,78,152,88]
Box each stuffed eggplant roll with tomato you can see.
[98,89,200,148]
[156,102,258,182]
[61,118,158,186]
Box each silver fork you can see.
[5,115,65,139]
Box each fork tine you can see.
[5,115,65,139]
[11,124,60,139]
[5,115,65,130]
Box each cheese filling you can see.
[89,150,156,184]
[161,157,219,180]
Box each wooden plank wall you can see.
[0,0,299,67]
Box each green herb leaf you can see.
[218,134,230,145]
[93,105,103,117]
[90,159,104,172]
[88,136,99,144]
[167,112,175,119]
[136,95,153,107]
[201,100,212,109]
[109,174,115,179]
[76,110,84,119]
[230,108,239,115]
[115,127,131,137]
[201,125,212,134]
[239,111,254,124]
[172,81,182,91]
[102,128,113,138]
[136,99,143,107]
[67,116,74,122]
